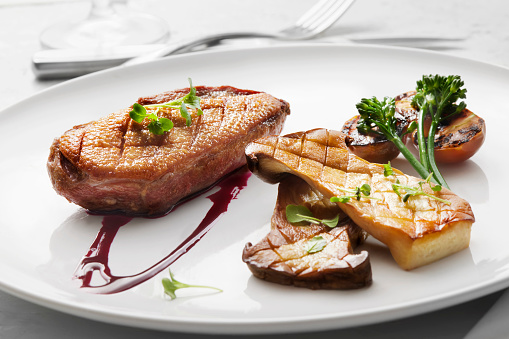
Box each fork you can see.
[32,0,354,78]
[124,0,355,66]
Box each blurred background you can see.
[2,0,509,106]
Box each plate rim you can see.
[1,42,508,334]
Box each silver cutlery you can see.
[123,0,355,66]
[32,0,355,79]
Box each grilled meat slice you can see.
[48,86,290,216]
[243,175,371,289]
[245,129,475,270]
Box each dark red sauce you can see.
[73,168,251,294]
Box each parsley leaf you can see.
[304,236,327,253]
[384,163,450,205]
[383,161,394,177]
[330,184,378,204]
[162,269,222,300]
[129,78,202,134]
[285,204,339,228]
[129,103,147,123]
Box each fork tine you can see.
[308,0,355,33]
[298,0,355,34]
[295,0,339,27]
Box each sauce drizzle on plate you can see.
[73,168,251,294]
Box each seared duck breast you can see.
[48,86,290,216]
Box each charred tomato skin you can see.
[341,90,485,164]
[342,115,401,163]
[341,92,417,164]
[398,90,486,163]
[412,108,486,163]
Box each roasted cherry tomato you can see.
[341,91,418,164]
[342,115,401,163]
[412,108,486,163]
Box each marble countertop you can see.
[1,0,509,338]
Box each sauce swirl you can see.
[73,168,251,294]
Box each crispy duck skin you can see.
[47,86,290,216]
[245,129,475,270]
[243,175,371,289]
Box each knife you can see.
[32,37,464,80]
[32,44,168,79]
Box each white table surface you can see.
[1,0,509,338]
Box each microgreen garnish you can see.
[304,236,327,254]
[129,78,203,135]
[285,204,339,228]
[130,105,174,135]
[383,162,450,205]
[411,75,467,189]
[330,184,378,203]
[383,161,394,177]
[162,269,222,300]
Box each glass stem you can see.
[90,0,115,19]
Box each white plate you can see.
[0,44,508,334]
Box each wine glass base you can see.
[40,12,169,49]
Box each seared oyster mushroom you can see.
[245,129,475,270]
[243,175,371,289]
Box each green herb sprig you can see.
[129,78,203,135]
[383,161,395,177]
[355,75,468,189]
[412,75,467,189]
[286,204,339,228]
[162,269,222,300]
[304,236,327,254]
[383,162,450,205]
[356,97,430,181]
[330,184,378,203]
[130,105,173,135]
